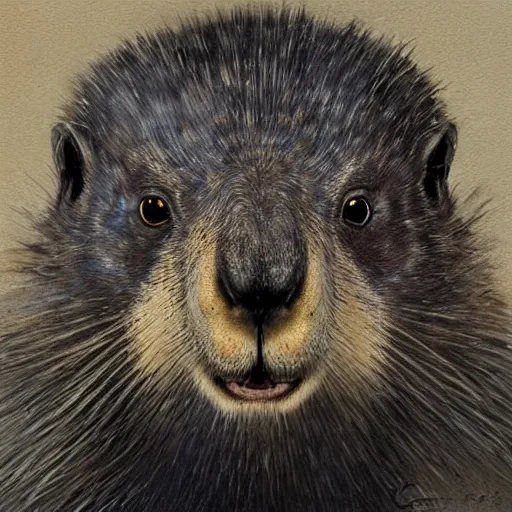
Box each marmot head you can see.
[2,7,511,511]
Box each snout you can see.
[193,212,323,405]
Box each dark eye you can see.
[139,196,171,227]
[342,196,372,226]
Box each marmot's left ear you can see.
[423,122,457,203]
[51,123,90,207]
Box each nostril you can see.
[283,280,303,308]
[217,268,238,307]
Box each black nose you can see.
[218,267,302,313]
[217,218,306,316]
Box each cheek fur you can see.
[323,244,390,391]
[127,252,191,382]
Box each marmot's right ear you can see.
[51,123,89,206]
[423,122,457,204]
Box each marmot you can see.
[1,6,511,512]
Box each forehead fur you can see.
[63,7,446,173]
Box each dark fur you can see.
[1,6,512,511]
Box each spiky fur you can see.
[1,6,511,512]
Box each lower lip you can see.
[219,379,301,401]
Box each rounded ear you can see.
[51,123,89,206]
[422,122,457,204]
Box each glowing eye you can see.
[139,196,171,227]
[342,196,372,226]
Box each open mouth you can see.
[216,371,301,401]
[214,319,301,401]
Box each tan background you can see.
[0,1,511,509]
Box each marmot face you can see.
[1,7,511,512]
